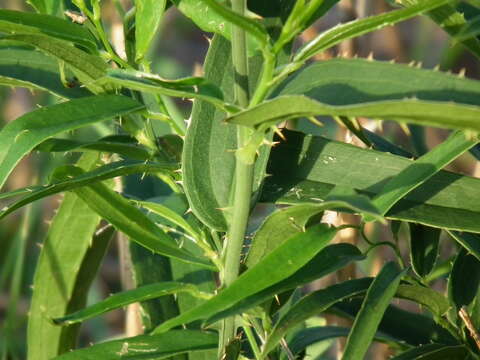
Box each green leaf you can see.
[53,282,210,325]
[342,262,405,360]
[397,0,480,59]
[263,278,373,355]
[208,243,364,324]
[0,9,97,53]
[27,154,106,360]
[391,344,469,360]
[261,129,480,233]
[395,284,450,317]
[2,34,107,93]
[447,231,480,261]
[369,131,477,217]
[0,160,174,220]
[448,248,480,309]
[227,95,480,133]
[53,330,218,360]
[36,136,152,160]
[100,69,229,112]
[0,94,143,191]
[152,224,338,333]
[294,0,451,62]
[135,0,167,61]
[27,0,61,15]
[246,195,382,268]
[0,45,89,98]
[409,224,441,277]
[56,166,215,270]
[182,35,266,231]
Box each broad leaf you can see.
[342,262,404,360]
[53,330,218,360]
[53,282,210,325]
[0,160,175,220]
[0,9,97,53]
[261,129,480,233]
[27,154,106,360]
[0,94,143,191]
[182,35,266,231]
[0,45,89,98]
[153,224,338,333]
[135,0,167,61]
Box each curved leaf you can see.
[447,230,480,262]
[391,344,469,360]
[53,282,210,325]
[342,262,405,360]
[0,45,89,98]
[0,94,143,191]
[395,284,450,317]
[261,129,480,233]
[27,154,106,360]
[0,160,174,220]
[135,0,167,61]
[409,224,441,278]
[53,330,218,360]
[0,9,97,53]
[56,166,215,270]
[246,193,382,268]
[153,224,338,333]
[448,248,480,309]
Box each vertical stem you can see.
[220,0,253,356]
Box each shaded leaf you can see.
[0,94,143,191]
[261,129,480,233]
[409,224,441,277]
[391,344,469,360]
[447,231,480,262]
[53,330,218,360]
[448,248,480,309]
[342,262,404,360]
[153,224,338,333]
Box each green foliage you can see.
[2,0,480,359]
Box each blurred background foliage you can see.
[0,0,479,359]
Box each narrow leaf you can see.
[53,282,209,325]
[409,224,441,277]
[0,94,143,191]
[135,0,167,61]
[0,45,89,98]
[448,248,480,309]
[53,330,218,360]
[447,231,480,261]
[0,9,97,53]
[0,160,175,220]
[153,224,338,333]
[261,129,480,233]
[342,262,405,360]
[391,344,469,360]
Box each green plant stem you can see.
[243,317,262,360]
[220,0,253,356]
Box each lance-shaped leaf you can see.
[55,166,215,270]
[53,282,210,325]
[227,95,480,133]
[260,129,480,233]
[0,9,97,53]
[135,0,167,61]
[153,224,338,333]
[246,192,382,268]
[447,231,480,262]
[27,0,61,15]
[369,131,477,218]
[27,154,107,360]
[294,0,451,62]
[391,344,469,360]
[397,0,480,59]
[182,35,266,231]
[0,160,175,220]
[448,248,480,310]
[0,94,143,191]
[409,224,441,278]
[263,278,373,355]
[100,69,229,112]
[0,45,89,98]
[36,136,152,160]
[343,262,405,360]
[53,330,218,360]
